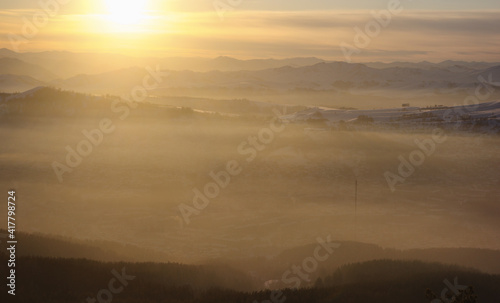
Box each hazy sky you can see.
[0,0,499,62]
[2,0,500,11]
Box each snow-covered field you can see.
[281,101,500,125]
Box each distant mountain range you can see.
[49,61,500,99]
[0,48,326,78]
[0,74,44,93]
[1,49,499,108]
[0,57,58,81]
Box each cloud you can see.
[0,9,498,62]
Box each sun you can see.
[104,0,148,25]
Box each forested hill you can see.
[1,255,498,303]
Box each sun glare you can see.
[104,0,148,25]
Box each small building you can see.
[402,103,410,108]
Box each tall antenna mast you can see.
[354,178,357,217]
[354,178,358,241]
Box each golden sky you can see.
[0,0,499,62]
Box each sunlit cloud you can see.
[0,9,499,62]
